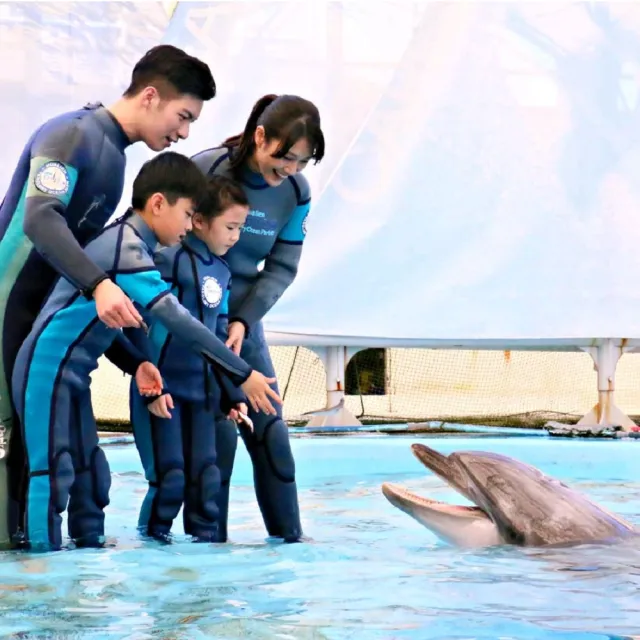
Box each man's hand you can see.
[225,321,246,355]
[135,362,163,396]
[93,279,144,329]
[148,394,174,419]
[240,371,282,415]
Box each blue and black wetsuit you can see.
[11,211,253,551]
[191,146,310,542]
[129,232,246,542]
[0,103,148,546]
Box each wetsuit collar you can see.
[240,163,269,188]
[228,146,269,189]
[93,106,132,151]
[182,231,215,263]
[126,210,160,250]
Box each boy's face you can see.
[152,194,195,246]
[139,88,204,151]
[193,204,248,256]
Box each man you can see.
[0,43,216,547]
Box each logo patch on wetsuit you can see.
[201,275,223,308]
[302,214,308,236]
[34,161,70,196]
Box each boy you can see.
[130,175,250,543]
[0,44,217,547]
[11,152,281,551]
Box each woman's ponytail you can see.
[223,94,278,175]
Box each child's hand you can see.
[228,402,249,423]
[225,321,246,355]
[148,393,174,419]
[240,371,281,415]
[227,402,253,431]
[135,362,163,396]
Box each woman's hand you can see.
[241,371,282,415]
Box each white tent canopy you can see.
[3,1,640,346]
[262,2,640,344]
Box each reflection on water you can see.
[0,436,639,639]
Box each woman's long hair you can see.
[223,94,325,178]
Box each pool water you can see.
[1,435,639,639]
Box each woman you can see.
[191,94,324,543]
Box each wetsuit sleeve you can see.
[231,179,311,330]
[104,331,149,377]
[23,122,109,295]
[213,368,247,415]
[120,325,153,361]
[215,279,247,407]
[111,244,180,371]
[217,370,248,409]
[114,268,253,386]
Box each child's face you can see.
[193,204,248,256]
[152,195,195,246]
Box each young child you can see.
[129,175,251,543]
[10,152,281,551]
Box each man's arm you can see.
[119,243,179,364]
[114,268,253,386]
[230,179,311,329]
[23,123,109,296]
[22,119,142,328]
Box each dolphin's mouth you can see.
[381,482,489,517]
[381,444,505,547]
[381,443,496,524]
[381,477,502,547]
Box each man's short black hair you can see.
[124,44,216,101]
[132,151,208,211]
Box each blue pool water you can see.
[1,434,639,639]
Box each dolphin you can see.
[381,444,638,548]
